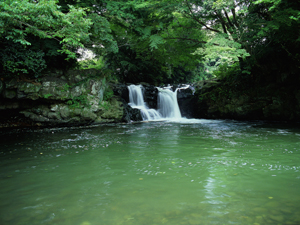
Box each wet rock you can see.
[3,89,17,99]
[265,200,280,208]
[70,85,83,98]
[47,112,62,120]
[269,214,284,223]
[195,80,300,121]
[143,85,158,109]
[0,80,4,95]
[18,82,42,94]
[99,98,124,120]
[81,108,97,121]
[253,207,268,213]
[122,102,142,122]
[39,80,70,99]
[111,83,129,102]
[5,79,17,89]
[59,105,71,119]
[20,111,50,122]
[0,102,19,110]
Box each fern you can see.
[149,34,165,50]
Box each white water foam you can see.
[157,85,190,120]
[128,84,222,124]
[128,85,161,121]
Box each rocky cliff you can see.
[194,79,300,121]
[0,69,125,128]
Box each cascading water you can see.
[127,85,161,121]
[128,84,190,121]
[157,85,190,119]
[156,87,181,119]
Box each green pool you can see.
[1,120,300,225]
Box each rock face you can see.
[176,85,198,118]
[122,102,143,122]
[142,84,159,109]
[194,80,300,121]
[0,69,125,127]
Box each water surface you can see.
[1,120,300,225]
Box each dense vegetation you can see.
[1,0,299,85]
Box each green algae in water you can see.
[0,120,300,225]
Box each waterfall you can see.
[128,84,190,121]
[127,85,161,121]
[157,85,190,119]
[157,87,181,119]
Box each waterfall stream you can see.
[127,84,190,121]
[127,85,161,121]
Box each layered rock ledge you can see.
[0,69,125,128]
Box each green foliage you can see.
[99,101,110,110]
[188,64,214,82]
[67,95,89,108]
[43,94,53,99]
[197,83,235,103]
[103,0,206,83]
[0,0,93,77]
[28,37,78,71]
[59,83,71,93]
[0,41,47,78]
[241,0,300,83]
[77,57,105,70]
[198,33,250,66]
[1,0,298,85]
[213,63,241,80]
[0,0,92,58]
[103,88,114,101]
[149,34,165,50]
[100,83,113,110]
[87,13,118,54]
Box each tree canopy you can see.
[0,0,299,84]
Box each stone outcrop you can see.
[194,80,300,121]
[176,85,198,118]
[0,69,126,127]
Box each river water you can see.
[1,119,300,225]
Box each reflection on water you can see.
[0,120,300,225]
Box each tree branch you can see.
[185,1,221,33]
[15,19,62,43]
[223,9,234,28]
[231,8,239,28]
[214,10,228,34]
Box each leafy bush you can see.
[103,88,114,101]
[77,57,105,70]
[213,63,241,80]
[0,41,47,78]
[67,95,90,108]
